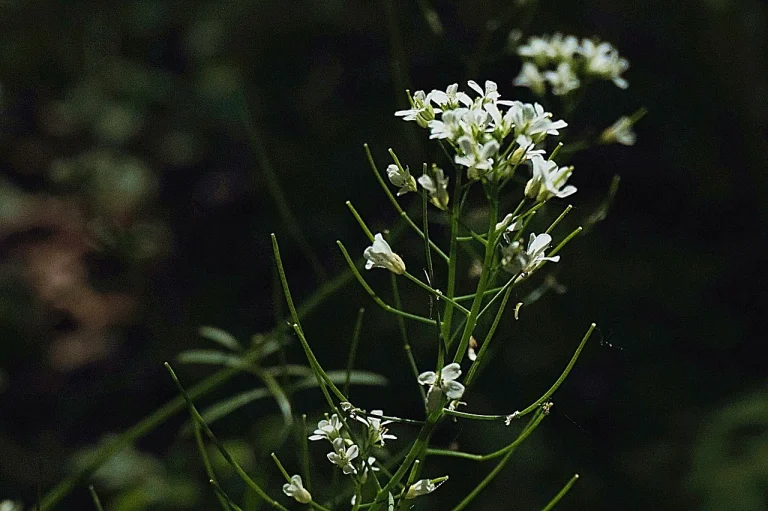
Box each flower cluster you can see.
[501,233,560,277]
[396,81,567,182]
[308,409,393,478]
[514,34,629,95]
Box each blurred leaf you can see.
[177,349,252,370]
[199,326,243,352]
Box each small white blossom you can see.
[0,502,22,511]
[428,83,472,109]
[282,475,312,504]
[395,90,440,127]
[467,80,501,103]
[549,33,580,60]
[327,437,359,474]
[418,363,465,411]
[600,116,636,146]
[418,167,450,210]
[508,135,546,166]
[518,36,555,66]
[525,155,576,201]
[405,478,447,499]
[509,102,567,142]
[544,62,581,96]
[386,163,418,195]
[579,39,629,89]
[455,137,499,180]
[428,107,468,141]
[502,233,560,275]
[513,62,547,96]
[308,413,343,441]
[364,234,406,275]
[356,409,397,447]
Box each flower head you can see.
[543,62,580,96]
[327,437,359,474]
[386,163,417,195]
[455,137,499,180]
[428,83,472,109]
[501,233,560,276]
[405,477,448,499]
[467,80,501,104]
[418,167,450,210]
[514,62,547,96]
[395,90,439,127]
[600,116,637,146]
[282,475,312,504]
[308,413,343,441]
[509,102,567,142]
[357,409,396,447]
[579,39,629,89]
[418,363,465,411]
[364,234,406,275]
[525,155,576,201]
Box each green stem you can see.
[88,486,105,511]
[541,474,580,511]
[344,308,366,397]
[442,169,463,342]
[450,411,547,510]
[165,363,289,511]
[391,274,426,402]
[366,145,448,262]
[515,323,595,418]
[464,286,512,387]
[451,193,499,360]
[545,205,573,234]
[194,420,229,510]
[402,272,470,315]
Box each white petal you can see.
[440,362,462,382]
[418,371,437,385]
[444,380,465,400]
[528,233,552,254]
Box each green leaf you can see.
[199,326,243,352]
[177,350,251,370]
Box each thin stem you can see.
[541,474,580,511]
[344,308,366,397]
[337,240,437,326]
[210,479,246,511]
[390,274,426,402]
[450,411,547,510]
[441,409,505,421]
[515,323,595,418]
[299,414,312,492]
[402,272,470,315]
[88,486,104,511]
[240,90,327,283]
[451,192,499,360]
[193,420,229,510]
[545,205,573,234]
[442,169,463,342]
[465,287,512,386]
[549,226,582,257]
[366,144,448,262]
[346,201,375,242]
[165,363,289,511]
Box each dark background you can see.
[1,1,767,510]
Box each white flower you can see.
[386,163,417,195]
[508,102,567,142]
[357,409,397,447]
[282,475,312,504]
[428,83,472,109]
[548,33,580,60]
[518,36,555,66]
[467,80,501,103]
[455,136,499,180]
[578,39,629,89]
[428,107,468,141]
[418,363,466,409]
[405,478,447,499]
[600,116,636,146]
[364,234,406,275]
[502,233,560,275]
[513,62,547,96]
[524,155,576,201]
[508,135,546,166]
[418,167,450,210]
[395,90,439,127]
[359,456,380,483]
[544,62,581,96]
[0,502,22,511]
[308,413,343,441]
[327,437,359,474]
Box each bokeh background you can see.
[1,1,767,510]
